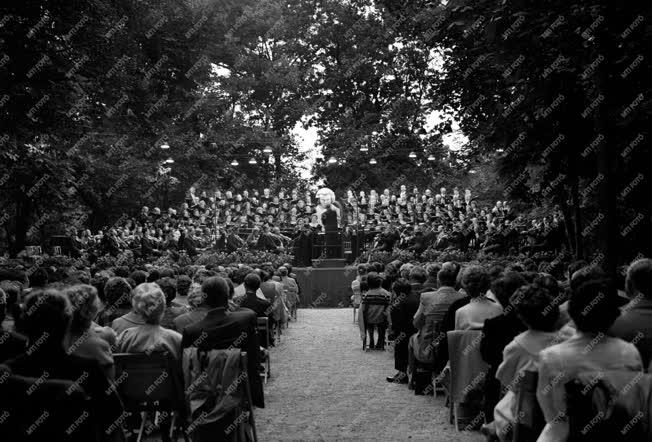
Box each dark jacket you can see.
[390,283,423,334]
[0,330,27,363]
[181,306,264,408]
[240,292,272,318]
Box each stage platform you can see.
[294,266,354,307]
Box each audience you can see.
[3,289,123,436]
[0,287,26,363]
[240,273,272,317]
[536,278,643,441]
[359,272,391,350]
[115,282,183,359]
[64,284,116,379]
[181,276,265,408]
[609,258,652,367]
[454,265,501,330]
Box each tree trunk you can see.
[10,197,30,258]
[569,171,584,260]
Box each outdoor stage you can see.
[294,266,353,308]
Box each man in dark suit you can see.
[240,273,271,318]
[181,276,264,408]
[387,266,427,384]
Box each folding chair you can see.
[512,370,544,442]
[113,352,189,442]
[183,350,258,442]
[256,317,271,384]
[0,365,101,442]
[445,330,490,431]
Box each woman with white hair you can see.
[115,283,182,359]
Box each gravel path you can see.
[256,308,484,442]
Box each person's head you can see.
[202,277,230,308]
[533,274,560,300]
[366,272,382,290]
[426,263,442,282]
[567,260,589,282]
[157,277,177,306]
[491,272,527,309]
[29,268,49,288]
[177,275,192,297]
[104,277,133,309]
[146,269,160,283]
[569,278,620,333]
[244,273,261,292]
[114,266,130,278]
[187,283,204,307]
[278,266,288,277]
[21,289,71,348]
[0,281,21,317]
[357,263,369,277]
[570,265,607,293]
[392,278,412,296]
[625,258,652,299]
[131,283,166,325]
[399,263,413,279]
[461,265,490,298]
[64,284,101,334]
[438,262,459,288]
[409,266,427,284]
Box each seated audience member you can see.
[100,276,134,327]
[115,283,182,359]
[157,277,188,329]
[359,272,391,350]
[420,263,441,293]
[64,284,115,379]
[175,274,193,303]
[351,264,368,308]
[27,267,49,293]
[0,287,26,363]
[536,278,643,442]
[181,276,264,408]
[485,284,562,441]
[610,258,652,367]
[455,265,502,330]
[409,262,464,370]
[480,272,528,415]
[129,269,148,286]
[174,283,209,332]
[387,278,414,384]
[279,266,300,311]
[240,273,271,317]
[4,289,124,437]
[0,281,21,332]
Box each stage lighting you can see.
[160,142,170,149]
[369,158,377,165]
[230,159,239,166]
[427,154,435,161]
[409,151,417,158]
[164,158,174,164]
[328,156,337,164]
[248,158,257,164]
[263,145,273,154]
[359,146,368,152]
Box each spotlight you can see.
[427,154,435,161]
[369,158,377,165]
[409,151,417,158]
[230,159,239,166]
[248,158,257,164]
[263,145,273,154]
[160,142,170,149]
[328,156,337,164]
